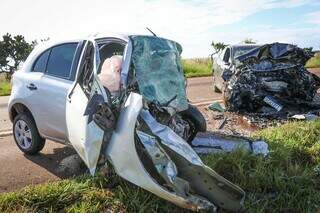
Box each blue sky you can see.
[212,2,320,49]
[1,0,319,57]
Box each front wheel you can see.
[179,104,207,143]
[13,113,45,155]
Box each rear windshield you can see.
[130,35,188,111]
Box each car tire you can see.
[180,104,207,143]
[13,113,45,155]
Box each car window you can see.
[32,50,50,72]
[223,48,231,63]
[46,43,78,79]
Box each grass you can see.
[306,53,320,68]
[0,80,11,96]
[180,55,320,78]
[1,120,320,212]
[182,58,212,78]
[203,120,320,212]
[0,175,181,213]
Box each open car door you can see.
[66,40,109,175]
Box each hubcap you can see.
[14,120,32,149]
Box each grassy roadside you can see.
[182,58,212,78]
[0,73,11,96]
[306,54,320,68]
[1,120,319,212]
[0,80,11,96]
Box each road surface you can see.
[0,135,77,193]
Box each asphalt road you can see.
[0,135,78,193]
[0,68,319,193]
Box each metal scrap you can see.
[224,43,320,113]
[208,101,225,112]
[192,133,269,157]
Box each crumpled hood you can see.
[235,42,313,66]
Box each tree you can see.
[0,33,36,79]
[211,41,228,53]
[243,38,256,44]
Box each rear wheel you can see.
[13,113,45,155]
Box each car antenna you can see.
[146,27,157,37]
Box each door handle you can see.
[26,83,37,90]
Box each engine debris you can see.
[224,43,320,114]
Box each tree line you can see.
[0,34,38,79]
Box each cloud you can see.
[210,25,320,48]
[0,0,317,57]
[305,10,320,25]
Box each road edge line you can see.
[0,128,12,137]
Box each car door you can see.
[26,42,83,142]
[65,40,109,174]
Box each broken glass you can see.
[129,35,188,112]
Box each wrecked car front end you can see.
[71,35,245,212]
[223,43,320,113]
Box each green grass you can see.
[306,54,320,68]
[182,58,212,78]
[0,80,11,96]
[0,175,182,213]
[203,120,320,212]
[1,120,320,212]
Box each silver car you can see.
[8,33,244,212]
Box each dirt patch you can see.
[198,105,298,137]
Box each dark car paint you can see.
[212,45,260,92]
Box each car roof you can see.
[229,44,261,49]
[23,32,140,72]
[35,32,132,49]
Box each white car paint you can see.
[9,33,245,211]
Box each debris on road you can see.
[218,117,227,129]
[192,133,269,156]
[224,43,320,114]
[208,101,225,112]
[290,113,318,121]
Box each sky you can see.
[1,0,320,58]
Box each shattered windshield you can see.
[129,35,188,111]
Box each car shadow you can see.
[24,145,88,179]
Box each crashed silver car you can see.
[212,43,320,113]
[9,33,245,212]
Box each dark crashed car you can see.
[212,44,260,93]
[212,43,320,113]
